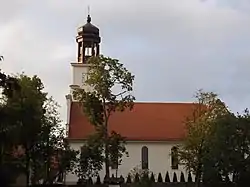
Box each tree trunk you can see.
[105,144,109,179]
[0,143,3,167]
[103,99,110,180]
[26,150,30,186]
[104,122,110,179]
[195,161,202,187]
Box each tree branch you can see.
[112,90,127,97]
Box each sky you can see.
[0,0,250,122]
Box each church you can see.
[65,14,196,184]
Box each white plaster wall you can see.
[69,63,94,98]
[71,63,89,88]
[65,141,191,184]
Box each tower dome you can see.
[77,15,100,43]
[76,14,101,63]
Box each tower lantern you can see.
[76,14,101,63]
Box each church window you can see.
[141,146,148,169]
[78,42,83,62]
[85,47,92,56]
[79,45,83,54]
[171,146,179,170]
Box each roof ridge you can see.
[72,101,194,104]
[133,101,194,104]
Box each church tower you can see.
[76,14,101,63]
[69,14,101,94]
[66,14,101,131]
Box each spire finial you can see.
[87,6,91,23]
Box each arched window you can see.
[141,146,148,169]
[171,146,178,170]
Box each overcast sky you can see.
[1,0,250,122]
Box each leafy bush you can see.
[180,172,185,182]
[173,172,177,182]
[88,177,93,184]
[127,174,132,183]
[134,173,140,183]
[157,173,163,182]
[120,175,125,184]
[165,172,170,182]
[150,173,155,182]
[96,175,101,184]
[187,172,192,182]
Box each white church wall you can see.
[70,63,94,96]
[65,140,191,184]
[71,63,89,86]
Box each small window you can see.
[171,146,178,170]
[141,146,148,169]
[78,43,83,62]
[85,47,92,56]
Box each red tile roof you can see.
[68,102,196,141]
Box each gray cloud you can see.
[1,0,250,121]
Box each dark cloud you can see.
[1,0,250,121]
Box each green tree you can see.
[178,90,228,187]
[6,74,47,186]
[230,110,250,184]
[74,133,104,183]
[108,131,128,178]
[205,109,250,185]
[0,59,21,185]
[0,95,21,185]
[1,74,77,185]
[31,98,78,185]
[200,112,235,184]
[73,55,135,178]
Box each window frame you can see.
[171,146,179,170]
[141,146,149,170]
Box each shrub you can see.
[225,175,230,183]
[120,175,125,184]
[187,172,192,182]
[173,172,178,182]
[150,173,155,182]
[157,173,163,182]
[96,175,101,184]
[88,177,93,184]
[180,172,185,182]
[134,173,140,183]
[165,172,170,182]
[103,174,109,184]
[127,174,132,183]
[141,172,149,182]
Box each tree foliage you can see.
[172,172,177,182]
[203,109,250,185]
[179,89,250,186]
[164,172,170,183]
[108,131,128,173]
[73,55,135,178]
[180,172,185,182]
[74,134,104,182]
[0,74,77,185]
[178,90,229,185]
[157,173,163,182]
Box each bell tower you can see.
[76,14,101,63]
[69,14,101,94]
